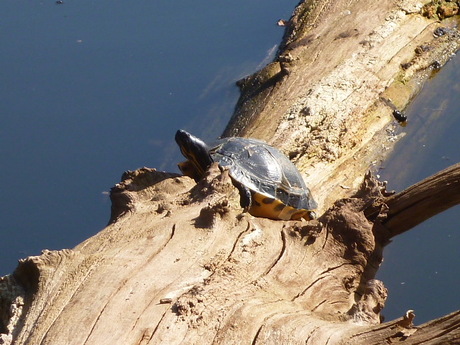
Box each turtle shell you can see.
[208,137,317,220]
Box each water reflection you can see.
[0,0,297,275]
[377,54,460,323]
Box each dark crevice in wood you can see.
[311,299,328,312]
[145,311,167,344]
[321,263,353,275]
[291,276,327,301]
[262,230,287,277]
[250,324,263,345]
[305,326,320,345]
[206,221,252,281]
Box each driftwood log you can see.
[1,0,460,344]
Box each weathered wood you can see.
[2,165,459,345]
[1,0,460,344]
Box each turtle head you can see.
[175,130,213,181]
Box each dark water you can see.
[377,55,460,324]
[0,0,297,274]
[1,0,458,326]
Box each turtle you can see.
[175,129,318,221]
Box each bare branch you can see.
[347,310,460,345]
[383,163,460,238]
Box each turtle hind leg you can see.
[236,184,252,212]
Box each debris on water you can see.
[380,97,408,125]
[56,0,64,4]
[393,110,408,124]
[277,19,288,27]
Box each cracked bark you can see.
[1,0,460,344]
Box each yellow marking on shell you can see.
[249,192,314,221]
